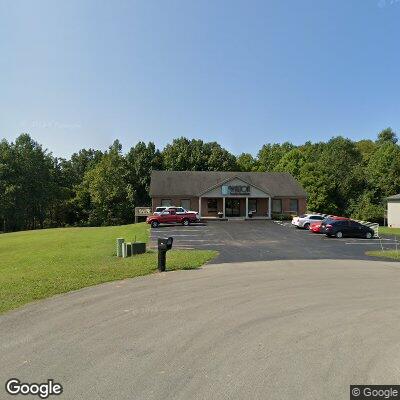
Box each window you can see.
[272,199,282,213]
[207,199,218,213]
[248,199,257,213]
[180,199,191,210]
[161,199,172,206]
[290,199,298,213]
[310,215,324,220]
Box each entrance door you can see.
[225,198,241,217]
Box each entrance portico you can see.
[198,177,272,219]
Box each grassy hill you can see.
[0,223,217,313]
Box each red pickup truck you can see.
[146,208,200,228]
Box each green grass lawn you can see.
[366,250,400,260]
[0,224,217,314]
[379,226,400,236]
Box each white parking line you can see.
[345,242,399,245]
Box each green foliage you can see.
[162,137,237,171]
[237,153,259,171]
[349,191,384,223]
[126,141,163,207]
[366,142,400,198]
[376,127,398,145]
[366,250,400,261]
[258,142,295,171]
[1,128,399,231]
[79,140,134,225]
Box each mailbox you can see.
[157,237,173,272]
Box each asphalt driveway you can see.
[150,220,399,263]
[1,259,400,400]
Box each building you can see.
[149,171,307,219]
[386,194,400,228]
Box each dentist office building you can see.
[150,171,307,219]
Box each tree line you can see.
[1,128,399,232]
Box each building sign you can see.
[135,207,152,217]
[221,185,251,196]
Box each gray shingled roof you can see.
[387,194,400,201]
[150,171,307,197]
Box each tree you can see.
[376,127,398,145]
[126,141,163,206]
[236,153,259,171]
[257,142,295,171]
[78,141,133,225]
[205,142,237,171]
[274,148,306,178]
[366,142,400,198]
[162,137,237,171]
[0,134,56,231]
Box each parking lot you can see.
[150,220,399,263]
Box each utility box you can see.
[116,238,125,257]
[131,242,146,255]
[126,243,132,257]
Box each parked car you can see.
[292,214,325,229]
[324,220,374,239]
[310,216,348,233]
[147,208,200,228]
[154,206,193,215]
[154,206,168,215]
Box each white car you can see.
[154,206,199,219]
[292,214,325,229]
[154,206,168,215]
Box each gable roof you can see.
[387,194,400,201]
[150,171,307,197]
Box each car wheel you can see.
[182,219,190,226]
[335,231,343,238]
[365,231,372,239]
[303,223,310,230]
[151,221,159,228]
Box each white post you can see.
[245,197,249,219]
[268,197,272,219]
[223,197,226,219]
[198,197,202,217]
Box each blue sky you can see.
[1,0,399,157]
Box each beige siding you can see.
[388,201,400,228]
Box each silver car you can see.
[292,214,325,229]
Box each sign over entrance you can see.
[221,185,251,196]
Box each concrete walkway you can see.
[1,259,400,399]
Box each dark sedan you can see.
[325,220,374,239]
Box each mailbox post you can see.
[157,237,173,272]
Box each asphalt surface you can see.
[150,220,399,263]
[1,259,400,400]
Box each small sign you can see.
[221,185,251,195]
[135,207,152,217]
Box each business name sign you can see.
[221,185,251,196]
[135,207,152,216]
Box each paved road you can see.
[1,259,400,400]
[150,220,399,263]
